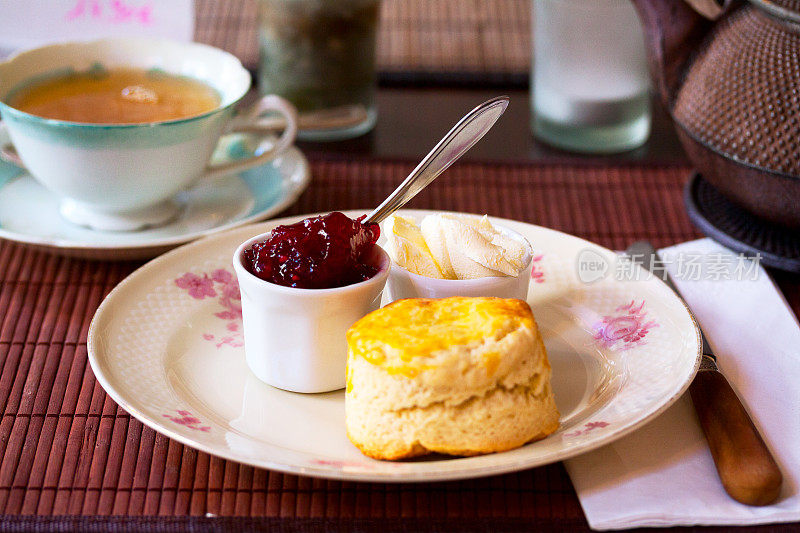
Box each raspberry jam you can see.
[243,212,381,289]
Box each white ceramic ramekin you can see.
[232,233,390,393]
[385,225,533,301]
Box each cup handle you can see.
[204,95,298,181]
[0,121,25,168]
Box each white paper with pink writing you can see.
[0,0,194,58]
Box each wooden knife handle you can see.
[690,371,783,506]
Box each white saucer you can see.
[88,210,701,482]
[0,133,310,260]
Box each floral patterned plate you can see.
[88,210,701,482]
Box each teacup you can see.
[0,38,298,231]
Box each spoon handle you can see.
[363,95,509,225]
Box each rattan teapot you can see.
[632,0,800,228]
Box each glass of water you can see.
[531,0,651,153]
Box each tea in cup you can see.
[6,67,223,125]
[0,38,298,231]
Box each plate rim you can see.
[87,210,702,482]
[0,146,310,254]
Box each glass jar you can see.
[258,0,380,141]
[531,0,651,153]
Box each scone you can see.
[345,297,559,460]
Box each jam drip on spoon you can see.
[244,212,380,289]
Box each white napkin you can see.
[565,238,800,530]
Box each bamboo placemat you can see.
[194,0,531,83]
[1,159,798,531]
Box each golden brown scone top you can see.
[347,297,534,367]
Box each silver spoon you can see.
[362,95,509,225]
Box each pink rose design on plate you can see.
[174,272,217,300]
[175,268,243,349]
[592,300,657,350]
[162,410,211,432]
[530,254,545,284]
[564,421,610,438]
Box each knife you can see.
[626,241,782,506]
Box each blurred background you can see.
[195,0,531,86]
